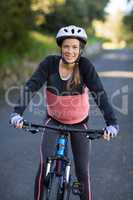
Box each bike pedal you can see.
[72,181,82,195]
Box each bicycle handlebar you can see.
[22,120,104,140]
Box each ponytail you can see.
[66,62,81,90]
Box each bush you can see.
[0,31,57,91]
[0,0,33,52]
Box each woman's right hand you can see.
[10,113,24,128]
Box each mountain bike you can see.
[22,120,104,200]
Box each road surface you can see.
[0,48,133,200]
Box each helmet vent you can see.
[56,25,88,46]
[78,29,81,33]
[64,29,68,32]
[71,29,75,34]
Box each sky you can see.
[105,0,133,14]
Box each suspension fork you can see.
[46,157,52,176]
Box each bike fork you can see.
[65,162,71,183]
[46,158,52,176]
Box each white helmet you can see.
[56,25,88,46]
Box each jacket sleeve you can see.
[13,56,50,115]
[81,58,118,126]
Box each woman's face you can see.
[61,38,80,64]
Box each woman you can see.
[10,25,119,200]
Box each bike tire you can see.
[62,176,71,200]
[62,187,70,200]
[43,173,63,200]
[43,173,51,200]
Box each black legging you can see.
[34,117,92,200]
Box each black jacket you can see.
[14,55,118,126]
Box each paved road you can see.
[0,49,133,200]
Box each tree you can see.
[123,0,133,43]
[123,10,133,31]
[93,7,127,46]
[0,0,33,52]
[33,0,108,33]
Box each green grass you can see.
[87,35,108,45]
[126,41,133,48]
[25,31,57,61]
[0,31,57,91]
[0,31,57,65]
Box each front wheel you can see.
[43,173,63,200]
[62,176,71,200]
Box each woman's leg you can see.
[34,117,59,200]
[70,122,92,200]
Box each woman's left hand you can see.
[103,125,119,141]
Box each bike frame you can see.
[21,121,104,200]
[45,132,71,185]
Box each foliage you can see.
[0,0,33,52]
[0,0,109,91]
[93,8,128,48]
[123,10,133,31]
[0,31,57,91]
[33,0,108,32]
[123,9,133,44]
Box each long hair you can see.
[66,41,85,90]
[66,62,80,90]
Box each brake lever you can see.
[86,133,103,140]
